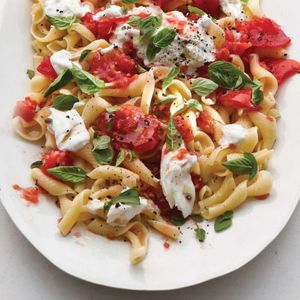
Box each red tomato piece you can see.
[13,184,40,203]
[42,150,74,175]
[261,58,300,85]
[217,88,260,110]
[176,148,189,160]
[196,111,214,135]
[236,18,291,48]
[215,48,230,61]
[191,0,221,18]
[90,50,138,88]
[222,29,252,56]
[37,56,57,80]
[13,97,38,122]
[155,0,190,11]
[174,116,194,144]
[191,174,204,191]
[255,194,269,200]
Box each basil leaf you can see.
[241,0,249,5]
[192,77,218,96]
[94,148,114,165]
[71,64,105,95]
[252,79,264,105]
[53,95,79,111]
[140,15,162,42]
[104,187,140,211]
[208,61,253,90]
[195,228,206,242]
[158,96,176,106]
[79,49,91,62]
[186,99,203,112]
[92,136,111,151]
[191,214,204,223]
[214,211,233,232]
[128,150,136,161]
[153,28,176,48]
[146,40,161,60]
[166,117,183,151]
[122,0,139,3]
[106,106,119,113]
[188,5,206,16]
[47,166,86,184]
[44,69,73,97]
[27,69,35,80]
[223,153,258,180]
[30,160,43,169]
[137,64,147,74]
[162,66,180,89]
[47,15,77,30]
[116,149,126,167]
[128,15,141,27]
[169,216,186,226]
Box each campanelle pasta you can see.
[12,0,300,264]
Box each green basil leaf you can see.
[107,119,113,132]
[71,64,105,95]
[47,166,86,183]
[44,68,73,97]
[208,61,253,90]
[169,215,186,226]
[79,49,92,62]
[53,95,79,111]
[195,228,206,242]
[153,28,176,48]
[116,149,126,167]
[166,117,183,151]
[158,96,176,106]
[122,0,139,3]
[128,150,136,161]
[214,211,233,232]
[92,136,111,151]
[162,66,180,89]
[187,5,206,17]
[223,153,258,180]
[192,77,218,96]
[128,15,141,27]
[106,106,119,114]
[30,160,43,169]
[104,187,140,211]
[240,0,249,5]
[146,40,161,60]
[190,214,204,223]
[27,69,35,80]
[94,148,114,165]
[186,99,203,111]
[47,15,77,30]
[140,15,162,42]
[252,79,264,105]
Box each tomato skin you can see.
[217,88,260,111]
[37,56,57,80]
[174,116,194,144]
[90,50,138,88]
[41,150,74,175]
[14,97,38,122]
[196,111,214,135]
[236,18,291,48]
[13,184,39,203]
[191,0,221,18]
[215,48,230,61]
[222,29,252,56]
[261,58,300,84]
[191,174,204,191]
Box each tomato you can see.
[155,0,190,11]
[236,18,291,48]
[90,50,138,88]
[222,29,252,56]
[215,48,230,61]
[37,56,57,79]
[98,105,161,154]
[164,12,188,35]
[13,184,39,204]
[81,13,129,40]
[217,88,260,110]
[14,97,38,122]
[176,148,189,160]
[196,111,214,135]
[42,150,74,175]
[191,174,204,191]
[174,116,194,144]
[255,194,269,200]
[191,0,221,18]
[260,58,300,85]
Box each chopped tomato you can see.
[215,48,230,61]
[191,174,204,191]
[173,116,194,144]
[90,50,138,88]
[255,194,269,200]
[155,0,190,11]
[98,105,161,154]
[176,148,189,160]
[260,58,300,84]
[41,149,74,175]
[222,29,252,56]
[196,111,214,135]
[163,241,170,249]
[13,97,38,122]
[13,184,39,203]
[236,18,291,48]
[164,11,187,35]
[217,88,260,111]
[37,56,57,80]
[81,13,129,40]
[191,0,221,18]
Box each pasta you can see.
[12,0,300,264]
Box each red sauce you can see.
[13,184,39,204]
[255,194,270,200]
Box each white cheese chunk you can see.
[87,199,105,212]
[50,50,81,75]
[220,0,247,20]
[219,124,248,146]
[93,5,124,21]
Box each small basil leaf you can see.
[158,96,176,106]
[106,106,119,114]
[166,117,183,151]
[152,28,176,48]
[122,0,139,3]
[94,148,114,165]
[44,68,73,97]
[162,66,180,89]
[53,95,80,111]
[186,99,203,111]
[30,160,43,169]
[192,77,218,96]
[47,166,86,184]
[252,79,264,105]
[47,15,77,30]
[146,40,161,60]
[128,150,136,161]
[188,5,206,17]
[169,216,186,226]
[128,16,141,27]
[140,15,162,42]
[92,136,111,151]
[195,228,206,242]
[191,214,204,223]
[214,211,233,232]
[79,49,91,62]
[241,0,249,5]
[27,69,35,80]
[115,149,126,167]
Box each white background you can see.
[0,203,299,299]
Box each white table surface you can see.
[0,202,299,300]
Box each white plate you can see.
[0,0,300,291]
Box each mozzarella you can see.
[87,199,105,212]
[110,24,140,50]
[219,124,248,146]
[93,5,124,21]
[160,146,197,218]
[47,108,90,152]
[50,50,81,75]
[220,0,247,20]
[44,0,90,18]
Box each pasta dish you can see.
[12,0,300,264]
